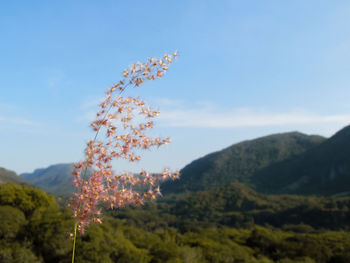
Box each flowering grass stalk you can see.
[69,53,179,262]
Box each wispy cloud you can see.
[76,96,350,136]
[76,110,96,123]
[80,97,104,110]
[151,97,184,107]
[0,116,41,127]
[158,105,350,129]
[76,97,104,123]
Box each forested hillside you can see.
[161,132,326,194]
[253,125,350,195]
[163,125,350,196]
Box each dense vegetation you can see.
[0,183,73,262]
[114,183,350,232]
[1,183,350,263]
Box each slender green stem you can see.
[72,222,78,263]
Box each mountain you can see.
[0,167,31,185]
[21,163,80,194]
[161,132,326,194]
[22,125,350,197]
[252,125,350,196]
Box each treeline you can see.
[1,183,350,262]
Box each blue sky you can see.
[1,1,350,174]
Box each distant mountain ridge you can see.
[21,163,78,194]
[161,131,326,194]
[19,125,350,197]
[0,167,31,185]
